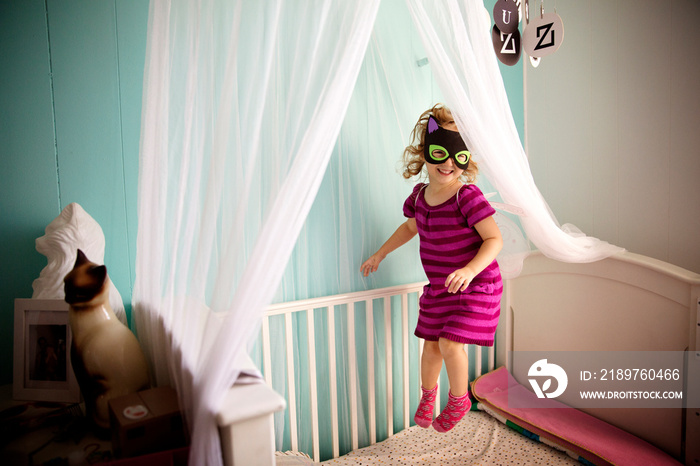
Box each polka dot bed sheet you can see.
[276,410,579,465]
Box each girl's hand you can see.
[360,253,385,277]
[445,266,476,293]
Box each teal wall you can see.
[0,0,523,386]
[0,0,149,385]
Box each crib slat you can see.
[417,288,426,424]
[263,282,432,460]
[348,302,359,451]
[307,309,320,462]
[475,345,483,378]
[328,305,339,458]
[418,336,426,422]
[262,316,272,386]
[401,293,410,429]
[488,345,495,372]
[285,312,298,452]
[365,298,376,445]
[384,297,393,437]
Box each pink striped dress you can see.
[403,183,502,347]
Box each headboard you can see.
[500,251,700,463]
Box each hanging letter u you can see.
[502,10,512,24]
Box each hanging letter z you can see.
[534,23,555,50]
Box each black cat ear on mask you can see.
[423,116,471,170]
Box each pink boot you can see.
[432,391,471,433]
[413,385,438,428]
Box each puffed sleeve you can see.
[403,183,425,219]
[458,184,496,228]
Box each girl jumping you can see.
[360,104,503,433]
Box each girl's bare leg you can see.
[420,340,443,389]
[438,338,469,396]
[431,338,471,432]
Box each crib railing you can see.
[255,282,496,462]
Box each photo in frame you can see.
[13,299,80,403]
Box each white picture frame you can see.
[13,299,81,403]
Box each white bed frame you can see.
[500,251,700,464]
[217,251,700,465]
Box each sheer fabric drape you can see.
[267,1,439,453]
[133,0,380,463]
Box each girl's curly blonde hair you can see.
[402,103,478,183]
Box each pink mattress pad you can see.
[471,367,681,466]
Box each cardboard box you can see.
[109,387,187,458]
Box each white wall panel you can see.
[669,1,700,271]
[590,1,619,242]
[617,1,671,261]
[526,0,700,273]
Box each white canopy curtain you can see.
[133,0,381,464]
[266,1,440,454]
[133,0,623,464]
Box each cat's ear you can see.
[74,249,90,268]
[427,116,440,134]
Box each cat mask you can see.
[423,115,471,170]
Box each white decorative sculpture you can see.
[32,203,127,325]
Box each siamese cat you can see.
[64,249,150,431]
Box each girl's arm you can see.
[445,216,503,293]
[361,218,418,276]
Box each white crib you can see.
[217,251,700,465]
